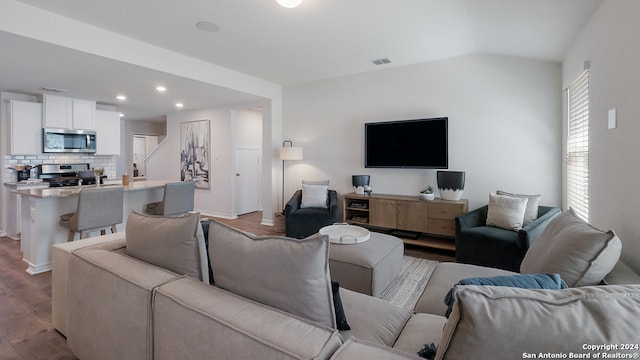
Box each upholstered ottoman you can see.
[329,232,403,297]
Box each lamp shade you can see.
[279,146,303,160]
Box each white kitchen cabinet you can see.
[9,100,42,155]
[72,98,96,130]
[43,94,96,130]
[95,109,121,155]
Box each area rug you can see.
[379,256,439,311]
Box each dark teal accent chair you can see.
[285,190,339,239]
[455,205,561,272]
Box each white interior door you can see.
[235,148,260,215]
[133,136,147,177]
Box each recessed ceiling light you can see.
[116,95,127,101]
[155,85,167,93]
[196,21,221,32]
[176,102,184,108]
[276,0,302,8]
[119,113,124,118]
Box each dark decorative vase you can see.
[437,171,465,201]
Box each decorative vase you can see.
[419,193,435,201]
[437,171,465,201]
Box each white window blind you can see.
[566,69,589,221]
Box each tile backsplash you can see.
[4,154,117,182]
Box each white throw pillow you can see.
[301,180,329,209]
[496,190,541,226]
[485,193,529,231]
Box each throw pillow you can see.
[301,180,330,209]
[125,211,209,283]
[208,219,336,328]
[437,285,640,359]
[443,273,568,317]
[485,193,529,231]
[496,190,541,226]
[520,209,622,287]
[331,281,350,330]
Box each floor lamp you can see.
[279,140,303,211]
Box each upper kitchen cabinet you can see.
[8,100,42,155]
[43,94,96,130]
[95,109,121,155]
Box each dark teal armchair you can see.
[285,190,339,239]
[455,205,561,271]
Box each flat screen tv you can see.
[365,117,448,169]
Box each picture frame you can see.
[180,119,210,189]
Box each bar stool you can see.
[60,187,125,242]
[145,181,195,216]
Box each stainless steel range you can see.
[36,163,97,187]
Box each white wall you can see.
[563,0,640,272]
[283,54,562,211]
[146,106,265,219]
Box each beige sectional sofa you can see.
[52,210,640,360]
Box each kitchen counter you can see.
[13,180,168,198]
[18,180,172,274]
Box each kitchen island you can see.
[15,180,169,274]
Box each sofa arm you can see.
[67,248,179,360]
[518,206,561,249]
[456,205,489,233]
[284,190,302,216]
[52,232,127,336]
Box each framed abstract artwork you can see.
[180,119,210,189]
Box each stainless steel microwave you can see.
[43,128,97,153]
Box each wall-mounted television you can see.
[365,117,448,169]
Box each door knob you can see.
[236,173,240,176]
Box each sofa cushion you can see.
[301,180,330,209]
[338,287,411,347]
[414,262,516,316]
[520,209,622,286]
[154,277,342,360]
[209,219,336,328]
[436,284,640,360]
[125,211,209,283]
[496,190,541,226]
[392,313,447,356]
[485,193,528,231]
[330,339,421,360]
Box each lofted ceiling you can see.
[1,0,602,120]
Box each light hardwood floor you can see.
[0,211,453,359]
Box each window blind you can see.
[566,69,589,221]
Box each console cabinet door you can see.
[397,201,428,232]
[369,199,397,228]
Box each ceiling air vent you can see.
[372,58,391,66]
[41,86,68,93]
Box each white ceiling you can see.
[2,0,602,120]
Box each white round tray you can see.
[319,223,370,244]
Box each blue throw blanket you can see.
[444,273,568,317]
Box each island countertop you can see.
[14,180,170,198]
